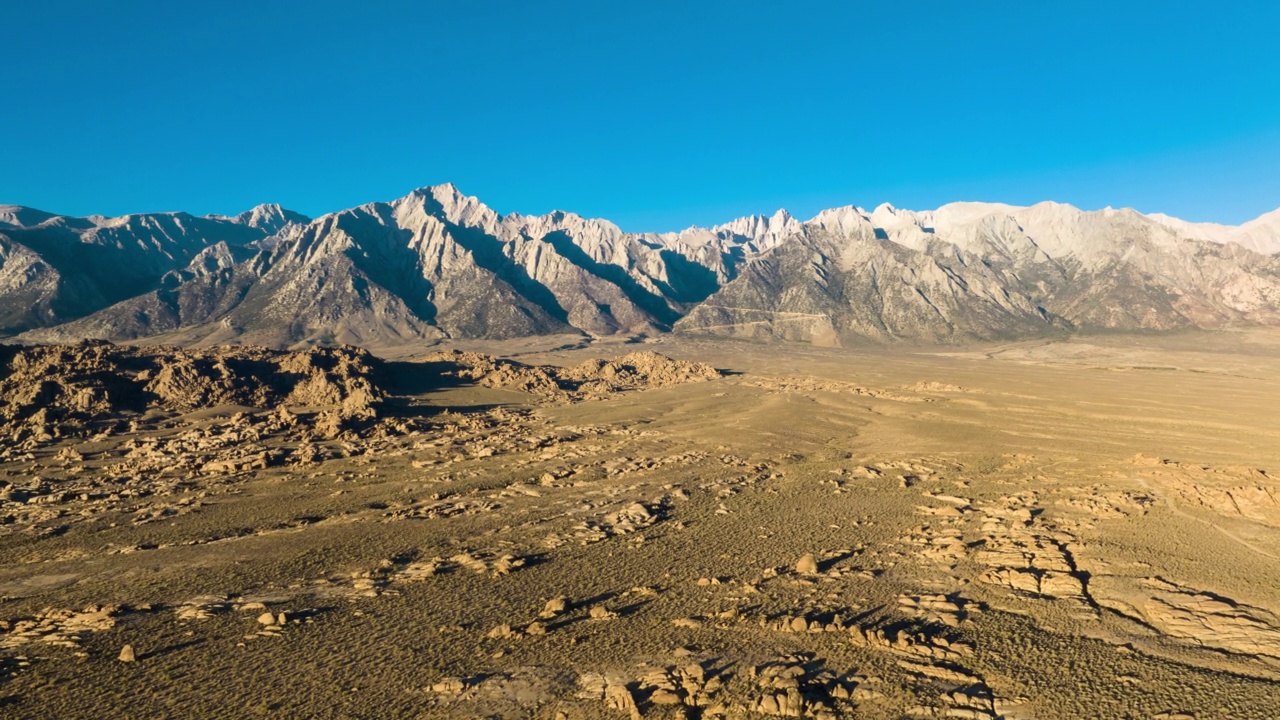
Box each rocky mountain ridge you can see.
[3,186,1279,346]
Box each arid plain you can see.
[2,330,1280,719]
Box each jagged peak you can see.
[397,183,500,228]
[228,203,311,232]
[6,182,1279,261]
[869,202,926,231]
[808,205,871,225]
[545,209,581,224]
[503,207,625,241]
[395,182,461,206]
[713,208,798,232]
[409,182,474,209]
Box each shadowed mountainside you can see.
[4,187,1280,347]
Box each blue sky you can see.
[5,1,1279,230]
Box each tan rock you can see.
[430,677,465,694]
[605,683,642,720]
[650,689,683,705]
[540,596,569,617]
[795,553,819,575]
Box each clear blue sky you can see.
[5,1,1279,230]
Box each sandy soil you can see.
[2,330,1280,719]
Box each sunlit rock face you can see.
[5,187,1280,346]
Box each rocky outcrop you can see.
[0,342,723,449]
[419,349,723,401]
[0,341,382,443]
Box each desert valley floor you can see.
[2,331,1280,719]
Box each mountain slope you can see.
[676,223,1067,344]
[7,186,1280,347]
[0,204,311,335]
[26,185,745,344]
[679,201,1280,343]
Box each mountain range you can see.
[3,184,1279,347]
